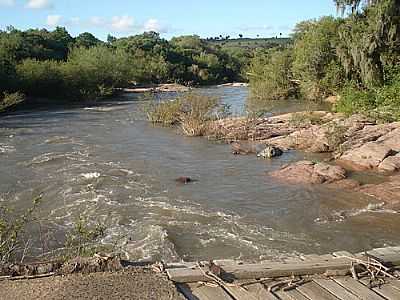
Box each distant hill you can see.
[205,37,292,49]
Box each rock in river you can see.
[269,160,346,184]
[175,176,194,184]
[257,146,283,159]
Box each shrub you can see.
[61,46,134,100]
[64,215,106,258]
[147,92,225,136]
[16,59,64,97]
[0,197,41,264]
[335,84,376,116]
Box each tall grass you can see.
[146,92,227,136]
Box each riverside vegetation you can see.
[248,0,400,122]
[0,29,259,112]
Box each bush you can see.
[16,59,64,97]
[335,84,376,116]
[64,215,106,258]
[147,92,225,136]
[61,46,134,100]
[336,76,400,122]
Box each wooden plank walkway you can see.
[167,246,400,300]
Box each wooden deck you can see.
[166,246,400,300]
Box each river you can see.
[1,86,399,262]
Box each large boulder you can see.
[378,153,400,172]
[338,142,394,170]
[269,161,346,184]
[377,127,400,152]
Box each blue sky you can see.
[1,0,338,40]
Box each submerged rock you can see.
[257,146,283,159]
[231,141,264,155]
[269,160,346,184]
[359,175,400,210]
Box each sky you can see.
[0,0,338,40]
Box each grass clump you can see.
[147,92,227,136]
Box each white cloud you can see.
[111,15,134,32]
[26,0,52,9]
[89,16,105,26]
[0,0,15,6]
[46,15,61,27]
[143,18,167,33]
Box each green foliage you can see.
[248,48,295,101]
[62,46,133,99]
[0,28,251,106]
[335,84,376,115]
[292,16,344,100]
[335,75,400,122]
[64,215,106,258]
[16,59,64,97]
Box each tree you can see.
[75,32,102,48]
[335,0,381,13]
[107,34,117,44]
[335,0,400,87]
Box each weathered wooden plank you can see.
[387,279,400,291]
[313,279,359,300]
[246,283,280,300]
[333,277,385,300]
[274,289,311,300]
[178,283,233,300]
[296,281,339,300]
[224,283,279,300]
[167,258,353,283]
[359,277,400,300]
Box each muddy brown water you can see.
[0,86,399,263]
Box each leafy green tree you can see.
[292,16,344,99]
[74,32,102,48]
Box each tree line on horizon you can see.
[0,27,256,111]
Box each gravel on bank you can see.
[0,267,185,300]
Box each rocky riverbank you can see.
[212,111,400,210]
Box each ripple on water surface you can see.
[1,86,400,262]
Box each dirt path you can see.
[0,267,184,300]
